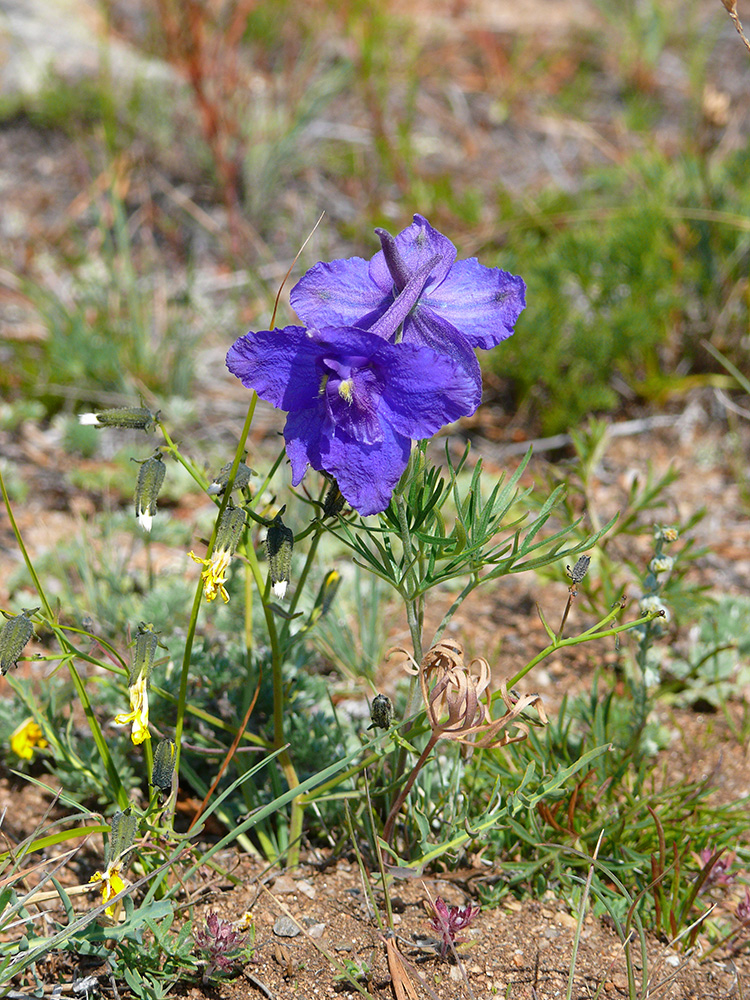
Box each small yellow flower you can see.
[90,860,128,920]
[114,672,151,744]
[189,548,232,603]
[10,718,48,760]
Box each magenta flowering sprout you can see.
[427,896,480,959]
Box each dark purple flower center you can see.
[319,354,384,443]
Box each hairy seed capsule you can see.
[134,453,166,531]
[266,511,294,600]
[0,608,38,675]
[151,739,177,793]
[368,694,394,731]
[79,406,154,430]
[216,505,247,554]
[106,808,138,871]
[322,479,346,519]
[207,460,254,496]
[130,621,164,684]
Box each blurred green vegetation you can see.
[0,0,746,434]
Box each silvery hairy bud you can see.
[79,406,153,430]
[134,453,166,532]
[367,693,394,731]
[207,460,254,497]
[266,509,294,600]
[0,608,38,675]
[566,555,591,585]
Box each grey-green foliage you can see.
[331,443,614,645]
[312,566,392,682]
[665,595,750,708]
[489,147,750,433]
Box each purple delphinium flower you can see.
[428,896,480,959]
[290,214,526,384]
[226,325,480,515]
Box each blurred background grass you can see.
[0,0,748,435]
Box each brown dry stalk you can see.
[720,0,750,54]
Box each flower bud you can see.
[566,554,591,584]
[207,460,254,497]
[107,808,137,871]
[134,453,166,532]
[640,595,670,622]
[0,608,38,675]
[655,526,679,543]
[266,510,293,600]
[322,479,346,519]
[367,693,394,731]
[130,622,164,684]
[649,555,674,575]
[151,739,177,793]
[319,570,340,616]
[79,406,153,430]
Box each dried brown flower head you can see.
[395,639,546,750]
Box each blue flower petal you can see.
[290,257,390,330]
[226,327,322,411]
[322,420,412,516]
[378,341,481,440]
[426,258,527,350]
[284,406,323,486]
[404,309,482,392]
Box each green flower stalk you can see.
[189,505,247,603]
[0,607,37,674]
[134,452,166,532]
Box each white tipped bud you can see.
[134,453,166,532]
[266,510,293,602]
[79,406,153,430]
[138,511,153,532]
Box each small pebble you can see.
[273,916,301,937]
[297,879,316,899]
[272,875,297,894]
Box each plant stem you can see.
[507,607,663,690]
[172,395,256,820]
[0,466,128,809]
[243,526,303,865]
[383,730,440,845]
